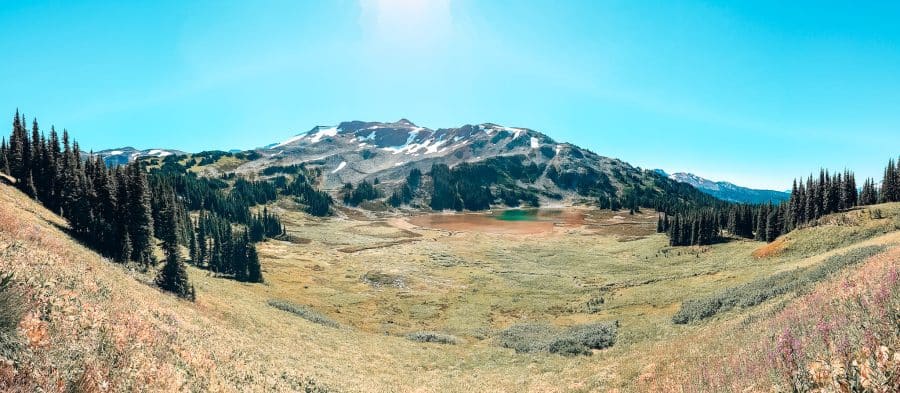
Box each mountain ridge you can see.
[92,119,723,211]
[655,169,790,204]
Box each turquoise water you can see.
[495,209,538,221]
[493,209,571,222]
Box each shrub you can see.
[0,272,24,359]
[268,300,340,328]
[547,338,591,356]
[565,322,618,350]
[584,296,605,313]
[498,321,618,356]
[405,331,461,345]
[673,245,887,324]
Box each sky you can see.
[1,0,899,190]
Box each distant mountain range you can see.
[90,147,185,167]
[655,170,789,204]
[90,119,773,208]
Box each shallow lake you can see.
[407,208,586,234]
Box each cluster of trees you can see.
[660,159,900,247]
[388,168,421,207]
[1,112,157,264]
[782,169,858,231]
[0,111,308,298]
[429,156,546,211]
[659,210,719,246]
[880,158,900,203]
[341,180,381,206]
[277,174,332,216]
[430,163,492,210]
[193,211,262,283]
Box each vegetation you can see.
[0,273,23,360]
[672,245,887,324]
[0,111,334,287]
[660,161,900,246]
[404,331,461,345]
[429,156,545,211]
[268,300,340,328]
[341,180,381,206]
[388,168,422,207]
[498,321,617,356]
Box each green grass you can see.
[673,245,888,324]
[776,203,900,257]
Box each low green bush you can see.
[404,331,461,345]
[498,321,617,356]
[268,300,340,328]
[548,338,592,356]
[0,272,24,359]
[673,245,887,324]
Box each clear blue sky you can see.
[1,1,899,190]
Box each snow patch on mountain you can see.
[274,134,305,148]
[146,149,172,157]
[332,161,347,173]
[308,126,338,144]
[530,137,539,149]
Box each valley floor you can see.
[0,182,898,392]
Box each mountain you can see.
[656,170,790,204]
[90,146,185,166]
[233,119,718,210]
[87,119,720,211]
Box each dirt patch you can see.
[752,237,787,258]
[346,221,422,239]
[337,238,420,253]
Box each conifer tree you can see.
[246,242,263,283]
[155,192,195,301]
[0,137,8,175]
[127,162,155,265]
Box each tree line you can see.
[659,160,900,247]
[0,111,328,299]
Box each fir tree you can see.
[127,162,155,265]
[155,192,195,301]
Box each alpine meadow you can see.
[1,2,899,392]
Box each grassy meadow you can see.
[0,181,897,392]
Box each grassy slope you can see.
[0,183,324,392]
[0,178,897,392]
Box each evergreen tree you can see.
[155,192,195,300]
[127,162,155,265]
[881,158,898,203]
[0,137,8,175]
[246,242,263,283]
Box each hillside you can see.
[1,176,897,392]
[658,170,790,204]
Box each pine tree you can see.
[155,192,195,301]
[127,162,155,265]
[882,158,898,203]
[0,137,8,175]
[755,206,766,241]
[246,242,263,283]
[764,208,778,242]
